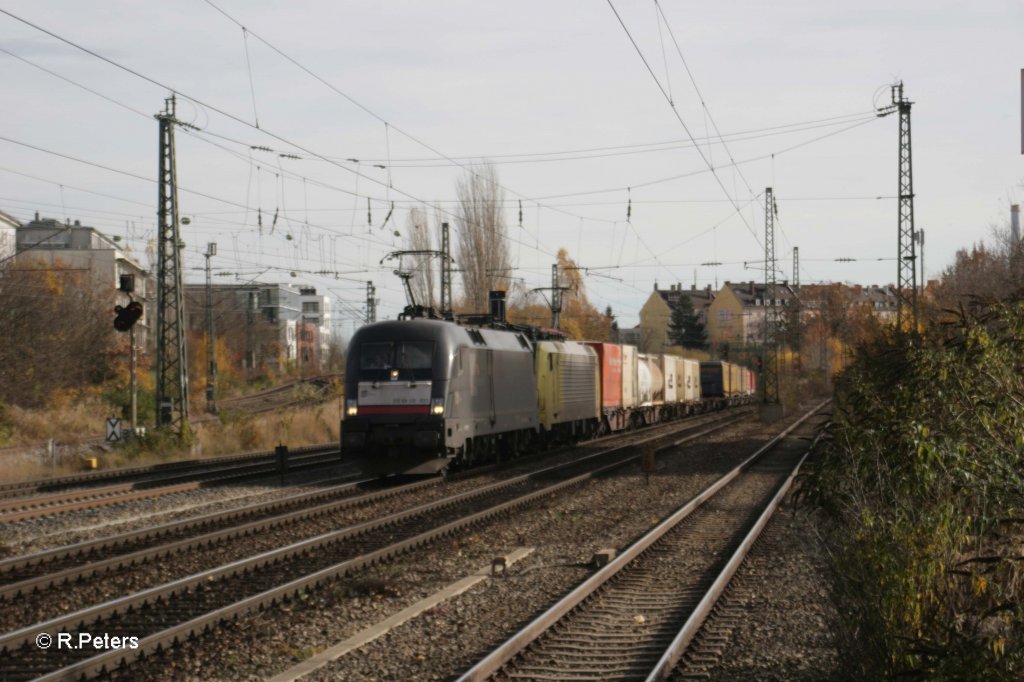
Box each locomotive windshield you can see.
[357,341,434,380]
[360,342,393,370]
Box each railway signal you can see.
[113,301,144,332]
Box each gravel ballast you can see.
[672,498,843,681]
[120,413,813,681]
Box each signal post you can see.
[114,274,143,434]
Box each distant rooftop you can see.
[17,214,124,252]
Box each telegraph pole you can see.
[246,289,257,379]
[762,187,780,407]
[879,82,917,332]
[130,324,138,432]
[792,246,800,297]
[155,96,189,437]
[530,264,571,330]
[534,263,572,330]
[365,281,376,323]
[916,229,925,296]
[204,242,217,414]
[440,222,453,317]
[551,263,561,328]
[896,83,918,332]
[118,274,139,433]
[791,246,801,359]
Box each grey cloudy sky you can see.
[2,1,1021,330]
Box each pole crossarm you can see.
[380,249,452,310]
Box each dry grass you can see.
[193,401,342,457]
[0,394,112,446]
[0,399,342,483]
[0,455,92,484]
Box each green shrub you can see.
[101,384,155,424]
[0,403,13,447]
[800,302,1024,679]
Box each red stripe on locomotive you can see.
[358,405,431,415]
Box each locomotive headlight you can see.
[345,399,358,416]
[390,369,399,381]
[430,398,445,416]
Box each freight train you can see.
[341,309,755,476]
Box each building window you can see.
[302,301,319,313]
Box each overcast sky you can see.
[3,1,1022,331]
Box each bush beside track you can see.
[800,301,1024,679]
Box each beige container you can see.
[678,358,701,403]
[663,354,679,404]
[728,363,743,397]
[621,344,639,410]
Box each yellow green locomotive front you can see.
[534,340,601,443]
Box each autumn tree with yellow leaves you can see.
[0,258,119,406]
[506,249,613,341]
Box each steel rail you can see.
[1,410,747,680]
[0,442,338,501]
[0,473,373,580]
[0,409,745,599]
[0,449,347,523]
[456,399,830,682]
[0,475,422,601]
[645,417,830,680]
[0,399,751,502]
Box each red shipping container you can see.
[584,342,623,410]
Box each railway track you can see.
[0,473,410,603]
[212,374,339,416]
[0,445,345,523]
[2,409,748,613]
[0,408,750,681]
[0,442,339,501]
[457,400,830,682]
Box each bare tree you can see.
[403,206,437,309]
[454,164,510,312]
[932,222,1024,314]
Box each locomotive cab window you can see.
[358,341,434,380]
[397,341,433,369]
[359,342,393,370]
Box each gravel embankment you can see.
[0,464,359,554]
[1,470,512,629]
[119,414,793,681]
[671,498,844,681]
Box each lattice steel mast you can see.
[792,246,800,296]
[762,187,779,404]
[155,96,189,436]
[365,281,376,323]
[440,222,452,317]
[879,82,917,332]
[791,245,801,357]
[551,263,562,329]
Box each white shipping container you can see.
[639,353,664,406]
[637,359,652,406]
